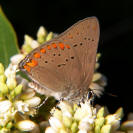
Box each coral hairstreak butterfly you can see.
[19,17,100,103]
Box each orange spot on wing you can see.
[58,43,65,50]
[52,43,57,48]
[27,59,38,67]
[34,53,41,58]
[47,45,51,50]
[66,44,70,49]
[32,59,38,66]
[40,48,46,53]
[24,65,31,72]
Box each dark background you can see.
[0,0,133,114]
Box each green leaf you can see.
[0,7,19,68]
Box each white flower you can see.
[57,101,73,118]
[37,26,47,44]
[45,127,57,133]
[78,129,88,133]
[0,100,12,114]
[49,117,63,131]
[37,26,47,38]
[0,100,16,127]
[24,96,41,107]
[30,40,40,49]
[17,120,40,132]
[10,54,24,66]
[5,64,16,78]
[105,114,121,131]
[78,121,92,132]
[74,101,96,121]
[24,35,33,45]
[15,101,29,113]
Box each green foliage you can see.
[0,7,19,67]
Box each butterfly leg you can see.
[34,96,48,109]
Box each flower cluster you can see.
[0,62,41,132]
[45,101,123,133]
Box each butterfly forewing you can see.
[56,17,99,88]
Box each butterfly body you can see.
[19,17,100,103]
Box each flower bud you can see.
[10,90,15,99]
[10,54,24,65]
[0,128,10,133]
[49,117,63,131]
[22,44,33,53]
[71,122,78,133]
[115,107,123,119]
[92,73,102,82]
[6,78,17,91]
[24,35,33,45]
[20,90,35,100]
[97,107,105,118]
[30,40,39,49]
[14,84,22,96]
[95,117,105,128]
[0,75,6,83]
[121,120,133,131]
[52,109,62,121]
[94,125,101,133]
[46,32,53,41]
[60,129,68,133]
[24,96,41,107]
[0,100,12,113]
[6,122,13,129]
[0,82,8,94]
[45,127,56,133]
[58,101,73,116]
[63,116,72,128]
[101,124,111,133]
[37,26,47,44]
[16,120,39,132]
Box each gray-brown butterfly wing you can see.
[19,17,99,102]
[56,17,99,89]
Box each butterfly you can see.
[19,17,100,103]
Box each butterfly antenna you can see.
[105,92,118,97]
[34,97,48,109]
[92,88,118,98]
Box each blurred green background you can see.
[0,0,133,114]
